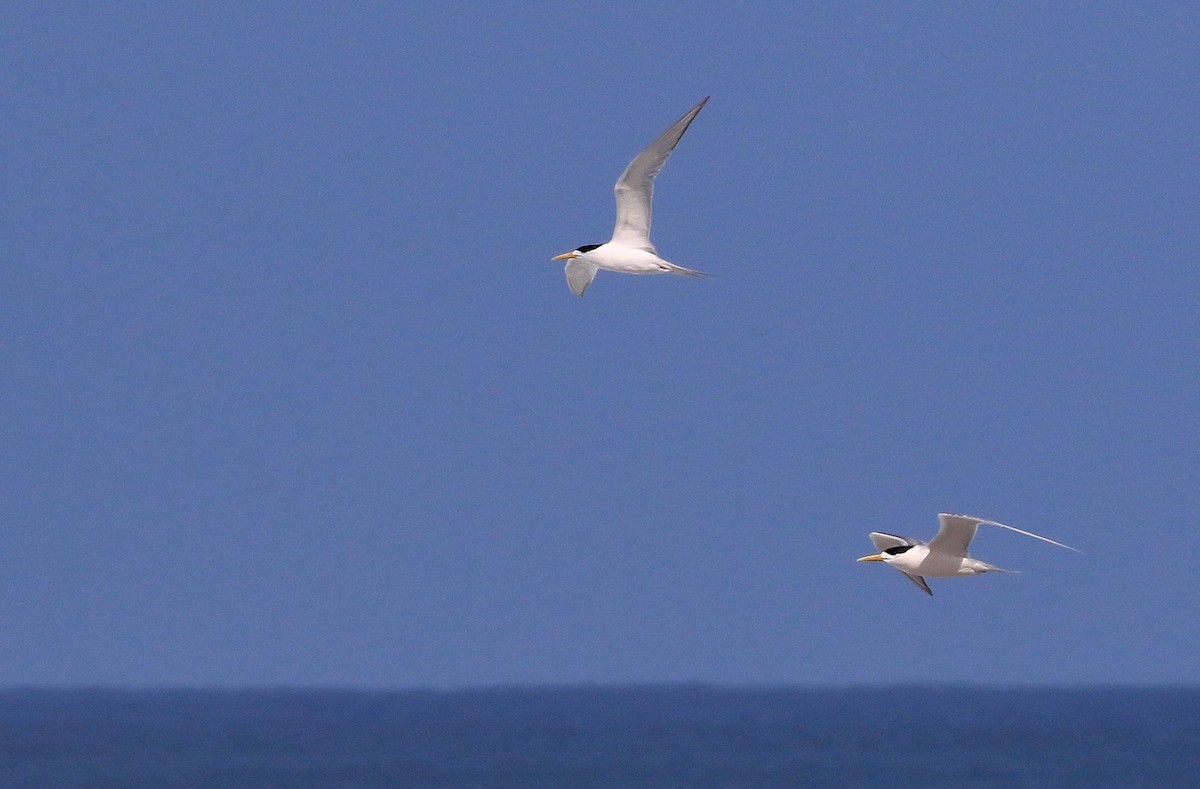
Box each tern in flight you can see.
[857,513,1079,595]
[552,97,709,296]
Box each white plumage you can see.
[552,97,709,296]
[857,513,1079,595]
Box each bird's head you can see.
[857,544,914,565]
[551,243,602,261]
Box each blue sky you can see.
[2,3,1197,686]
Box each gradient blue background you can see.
[2,3,1197,686]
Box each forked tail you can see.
[667,263,707,277]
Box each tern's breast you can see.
[591,245,668,274]
[912,552,971,578]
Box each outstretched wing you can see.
[564,259,598,297]
[928,514,982,558]
[930,512,1080,557]
[611,97,709,250]
[868,532,932,595]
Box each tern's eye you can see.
[883,545,912,556]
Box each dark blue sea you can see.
[1,686,1196,787]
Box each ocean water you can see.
[0,686,1196,787]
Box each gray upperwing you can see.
[931,512,1081,556]
[928,513,981,558]
[611,97,709,249]
[869,531,921,551]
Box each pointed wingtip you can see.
[941,512,1082,554]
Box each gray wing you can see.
[931,512,1081,556]
[904,573,933,596]
[869,531,921,551]
[928,513,982,558]
[868,532,932,595]
[564,259,599,297]
[610,97,709,250]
